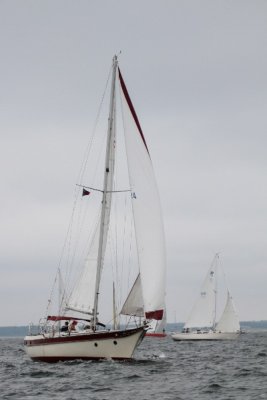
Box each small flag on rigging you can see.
[82,188,90,197]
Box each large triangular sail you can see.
[118,69,166,321]
[216,291,240,333]
[184,264,216,329]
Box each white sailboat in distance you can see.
[24,55,166,361]
[171,254,240,341]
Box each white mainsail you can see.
[216,291,240,333]
[65,221,100,315]
[118,70,166,321]
[184,265,216,329]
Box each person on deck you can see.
[68,320,77,333]
[60,321,69,332]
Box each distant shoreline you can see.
[0,321,267,337]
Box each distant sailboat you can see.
[171,254,240,341]
[24,55,166,361]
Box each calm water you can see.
[1,331,266,399]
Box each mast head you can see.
[113,52,121,66]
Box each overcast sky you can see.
[0,0,266,326]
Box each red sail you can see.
[118,68,150,156]
[145,309,164,320]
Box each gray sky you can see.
[1,0,266,325]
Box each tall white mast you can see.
[92,56,117,330]
[213,253,219,329]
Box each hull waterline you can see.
[171,331,240,341]
[24,326,145,362]
[145,332,166,338]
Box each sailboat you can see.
[24,55,166,361]
[171,254,240,341]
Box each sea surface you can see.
[0,331,266,400]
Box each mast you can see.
[58,268,63,315]
[92,55,118,330]
[112,281,117,330]
[213,253,219,329]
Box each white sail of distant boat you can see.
[184,264,216,330]
[24,55,166,361]
[216,290,240,333]
[172,254,240,341]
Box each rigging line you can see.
[55,66,113,289]
[69,189,96,273]
[66,195,87,294]
[76,64,113,186]
[69,205,101,300]
[44,65,113,319]
[63,65,113,287]
[118,80,135,302]
[76,183,131,193]
[45,187,77,314]
[118,74,141,296]
[126,210,135,300]
[217,253,231,298]
[108,178,119,311]
[114,175,119,309]
[120,192,129,304]
[108,234,117,314]
[45,267,60,317]
[63,189,84,297]
[86,60,115,191]
[76,205,101,278]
